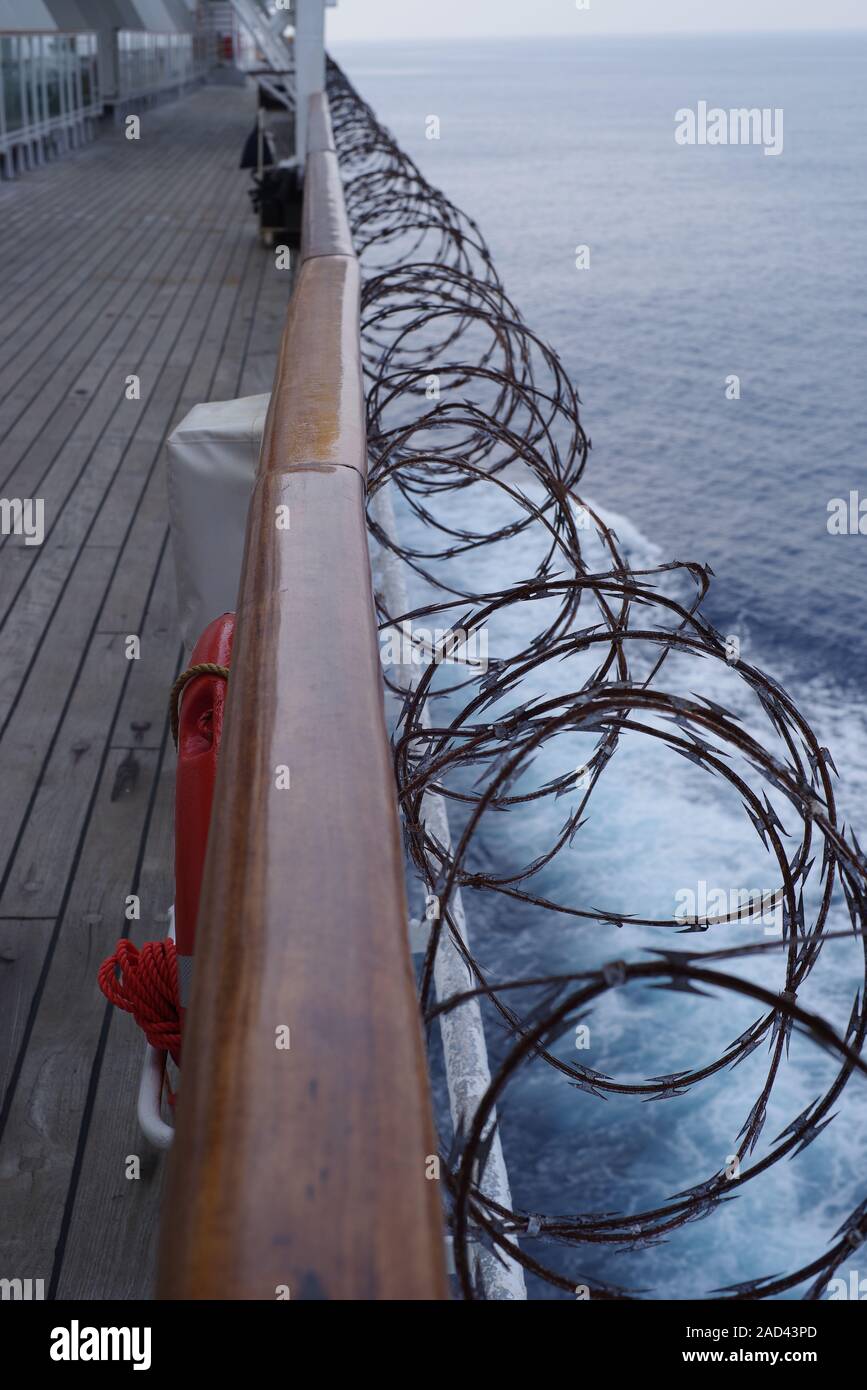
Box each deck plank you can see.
[0,747,161,1289]
[0,919,56,1103]
[0,83,292,1299]
[53,751,176,1302]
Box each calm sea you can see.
[334,33,867,1300]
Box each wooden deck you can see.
[0,84,291,1300]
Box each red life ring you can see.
[174,612,235,1029]
[98,613,235,1074]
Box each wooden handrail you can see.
[302,92,353,260]
[157,91,448,1301]
[301,150,354,260]
[306,87,336,154]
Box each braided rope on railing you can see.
[169,662,229,746]
[326,56,867,1301]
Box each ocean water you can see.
[335,34,867,1299]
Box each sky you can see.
[325,0,867,42]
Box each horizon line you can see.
[328,26,867,43]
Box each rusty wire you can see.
[327,57,867,1301]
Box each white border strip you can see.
[370,487,527,1300]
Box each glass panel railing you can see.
[1,35,24,133]
[116,31,201,99]
[43,36,63,121]
[1,24,211,170]
[1,29,100,153]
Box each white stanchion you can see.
[137,908,176,1151]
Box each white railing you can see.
[0,31,100,176]
[116,31,208,102]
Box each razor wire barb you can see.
[326,57,867,1302]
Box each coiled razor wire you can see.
[326,57,867,1301]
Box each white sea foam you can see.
[383,480,867,1298]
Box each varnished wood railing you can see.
[157,92,448,1301]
